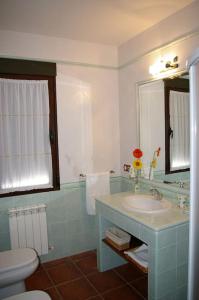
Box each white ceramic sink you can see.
[122,194,172,213]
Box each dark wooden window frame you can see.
[164,77,190,174]
[0,73,60,197]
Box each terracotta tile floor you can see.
[26,250,148,300]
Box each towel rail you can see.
[79,170,115,177]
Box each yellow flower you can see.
[133,159,143,170]
[151,159,157,168]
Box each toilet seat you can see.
[0,248,37,274]
[3,291,51,300]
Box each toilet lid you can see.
[3,291,51,300]
[0,248,37,273]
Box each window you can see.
[169,90,190,171]
[164,77,190,174]
[0,59,60,197]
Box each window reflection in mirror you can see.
[138,72,190,184]
[164,76,189,174]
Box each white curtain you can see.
[170,90,190,171]
[0,78,53,193]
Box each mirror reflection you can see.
[138,73,190,186]
[164,77,189,173]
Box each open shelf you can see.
[103,237,148,274]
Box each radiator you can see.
[8,204,48,255]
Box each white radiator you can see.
[8,204,48,256]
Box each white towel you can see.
[124,244,148,268]
[86,172,110,215]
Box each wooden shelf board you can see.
[103,238,148,274]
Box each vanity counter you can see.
[96,191,189,231]
[96,191,189,300]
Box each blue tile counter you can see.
[96,192,189,300]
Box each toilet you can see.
[0,248,39,299]
[3,291,51,300]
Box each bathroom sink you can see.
[122,194,172,213]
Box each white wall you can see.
[118,1,199,174]
[0,30,120,183]
[0,30,118,67]
[57,64,120,183]
[1,1,199,181]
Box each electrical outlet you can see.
[48,245,54,251]
[123,164,131,172]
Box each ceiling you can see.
[0,0,194,46]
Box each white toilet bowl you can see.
[0,248,39,299]
[3,290,51,300]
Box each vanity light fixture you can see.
[149,55,179,76]
[165,56,179,69]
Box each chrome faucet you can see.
[150,188,163,200]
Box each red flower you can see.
[132,148,143,158]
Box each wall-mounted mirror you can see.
[138,72,190,185]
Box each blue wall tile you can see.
[0,177,123,262]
